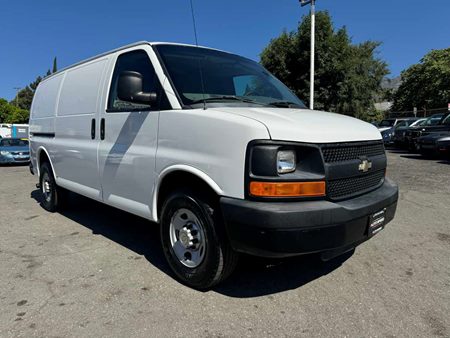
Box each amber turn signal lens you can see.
[249,181,326,197]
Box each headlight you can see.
[277,150,296,174]
[0,151,10,155]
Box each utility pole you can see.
[300,0,316,110]
[13,87,21,107]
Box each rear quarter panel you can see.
[29,73,65,175]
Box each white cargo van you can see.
[29,42,398,289]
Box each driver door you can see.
[97,49,160,219]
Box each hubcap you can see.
[42,173,52,202]
[169,208,206,268]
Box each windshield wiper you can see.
[267,101,304,108]
[190,96,268,106]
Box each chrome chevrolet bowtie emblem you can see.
[358,159,372,173]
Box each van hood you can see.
[210,107,381,143]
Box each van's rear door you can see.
[97,48,159,219]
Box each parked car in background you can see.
[405,113,446,151]
[417,132,450,157]
[378,117,418,146]
[0,138,30,164]
[393,118,426,147]
[436,135,450,159]
[380,127,395,145]
[378,119,396,132]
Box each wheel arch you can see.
[152,165,224,223]
[36,146,57,179]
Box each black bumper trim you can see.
[220,178,398,258]
[30,132,55,138]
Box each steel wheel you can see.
[39,162,68,212]
[41,172,52,203]
[169,208,206,268]
[160,189,239,289]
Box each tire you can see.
[39,162,67,212]
[420,149,436,159]
[160,189,238,289]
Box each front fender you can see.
[151,164,223,223]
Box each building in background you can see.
[0,124,29,139]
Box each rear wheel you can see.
[160,189,238,289]
[39,162,67,212]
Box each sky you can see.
[1,0,449,100]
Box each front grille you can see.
[11,151,29,155]
[328,170,385,200]
[321,141,385,163]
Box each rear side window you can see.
[108,50,159,112]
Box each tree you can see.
[6,57,56,120]
[260,11,388,120]
[0,98,29,124]
[392,48,450,112]
[13,86,34,110]
[52,57,58,73]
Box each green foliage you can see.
[367,109,386,123]
[260,11,388,121]
[52,57,58,73]
[392,48,450,111]
[0,98,29,124]
[13,85,34,111]
[382,88,395,102]
[3,57,56,123]
[8,75,44,116]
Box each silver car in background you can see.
[0,138,30,164]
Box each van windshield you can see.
[154,44,306,109]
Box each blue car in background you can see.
[0,138,30,164]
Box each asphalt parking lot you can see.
[1,151,449,338]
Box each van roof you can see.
[42,41,226,83]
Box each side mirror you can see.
[117,71,157,105]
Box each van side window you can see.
[108,50,158,112]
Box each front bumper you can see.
[221,178,398,258]
[382,135,394,145]
[0,155,30,164]
[437,139,450,157]
[393,132,407,145]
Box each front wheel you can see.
[160,190,238,289]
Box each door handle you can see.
[91,119,96,139]
[100,118,105,140]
